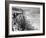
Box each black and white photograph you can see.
[12,7,40,31]
[9,4,43,35]
[5,1,45,37]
